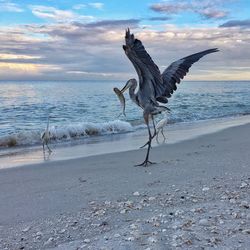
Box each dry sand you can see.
[0,122,249,249]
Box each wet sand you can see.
[0,121,250,249]
[1,115,250,169]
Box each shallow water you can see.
[0,80,250,149]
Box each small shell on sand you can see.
[240,182,248,188]
[125,236,135,241]
[133,191,140,196]
[148,236,157,243]
[198,218,210,226]
[22,226,31,233]
[120,209,127,214]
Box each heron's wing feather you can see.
[123,29,164,95]
[161,48,219,99]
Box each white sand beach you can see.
[0,120,250,249]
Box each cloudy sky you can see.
[0,0,249,81]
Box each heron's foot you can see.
[134,160,156,167]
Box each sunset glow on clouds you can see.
[0,0,249,80]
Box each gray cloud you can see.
[150,0,229,19]
[78,19,140,28]
[198,8,228,19]
[148,16,171,21]
[1,22,250,81]
[150,2,188,14]
[219,19,250,28]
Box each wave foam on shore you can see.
[0,120,134,148]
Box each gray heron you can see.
[120,29,218,166]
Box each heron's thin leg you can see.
[156,130,160,144]
[140,118,152,148]
[43,142,45,152]
[46,142,52,153]
[161,128,166,142]
[140,119,158,148]
[152,116,157,138]
[140,131,153,148]
[136,116,156,167]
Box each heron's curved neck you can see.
[128,80,138,104]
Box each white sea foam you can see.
[0,120,134,148]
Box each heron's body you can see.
[41,117,52,153]
[120,29,218,166]
[156,115,168,143]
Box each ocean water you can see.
[0,80,250,150]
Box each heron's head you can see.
[121,78,137,93]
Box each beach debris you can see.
[103,235,109,241]
[229,198,237,204]
[120,209,127,214]
[43,237,54,247]
[133,191,140,196]
[22,226,31,233]
[83,238,90,243]
[174,209,184,216]
[125,236,135,241]
[78,177,87,183]
[148,196,156,201]
[202,187,210,192]
[240,201,249,209]
[113,87,126,117]
[58,229,66,234]
[198,218,210,226]
[114,233,121,238]
[35,231,43,239]
[99,221,108,227]
[134,204,143,210]
[148,236,157,243]
[129,223,137,230]
[242,229,250,234]
[240,182,248,188]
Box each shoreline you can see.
[0,120,249,249]
[0,114,250,170]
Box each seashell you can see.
[133,191,140,196]
[148,236,157,243]
[198,218,210,226]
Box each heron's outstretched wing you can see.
[123,29,165,96]
[161,48,219,100]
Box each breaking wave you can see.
[0,120,134,148]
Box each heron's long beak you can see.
[121,81,130,93]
